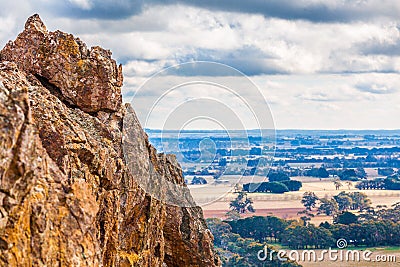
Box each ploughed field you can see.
[194,176,400,224]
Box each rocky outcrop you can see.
[1,14,122,113]
[0,14,220,267]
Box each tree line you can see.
[356,175,400,190]
[242,172,302,194]
[210,202,400,251]
[207,217,300,266]
[301,191,371,216]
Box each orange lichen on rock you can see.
[0,15,220,267]
[1,14,122,113]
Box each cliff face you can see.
[0,14,220,267]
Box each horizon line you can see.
[144,128,400,131]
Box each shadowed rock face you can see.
[0,14,220,267]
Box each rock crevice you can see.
[0,14,220,267]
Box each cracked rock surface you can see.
[0,14,220,267]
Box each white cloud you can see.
[1,1,400,129]
[0,16,17,45]
[5,4,399,76]
[52,5,400,75]
[355,73,400,94]
[121,72,400,130]
[68,0,93,10]
[252,74,400,129]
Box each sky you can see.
[1,0,400,129]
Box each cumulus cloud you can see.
[175,0,400,23]
[120,72,400,129]
[355,73,400,94]
[356,83,397,94]
[1,1,400,129]
[250,74,400,129]
[360,39,400,56]
[39,0,400,23]
[49,0,144,20]
[298,92,336,102]
[3,3,400,76]
[68,0,93,10]
[37,5,400,76]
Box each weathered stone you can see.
[1,14,122,113]
[0,61,101,266]
[0,15,220,267]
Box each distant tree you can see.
[305,167,329,178]
[333,191,352,211]
[225,210,241,221]
[249,147,262,155]
[345,181,352,190]
[318,198,338,216]
[216,233,298,266]
[229,185,255,214]
[392,202,400,209]
[339,169,359,181]
[269,182,289,193]
[218,158,227,167]
[334,211,358,225]
[265,216,288,242]
[281,224,334,249]
[365,154,377,162]
[378,168,395,176]
[301,192,319,211]
[356,179,385,190]
[298,210,315,226]
[281,225,310,249]
[319,221,331,229]
[206,218,232,246]
[317,167,330,178]
[191,176,207,185]
[268,172,290,182]
[281,180,303,191]
[333,179,343,190]
[384,176,400,190]
[300,216,311,226]
[246,158,259,167]
[356,167,367,179]
[243,181,296,193]
[227,216,288,243]
[349,192,371,211]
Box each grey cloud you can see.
[177,0,355,23]
[42,0,145,20]
[355,82,397,94]
[50,0,400,23]
[3,0,400,77]
[360,39,400,56]
[297,92,338,102]
[167,46,286,76]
